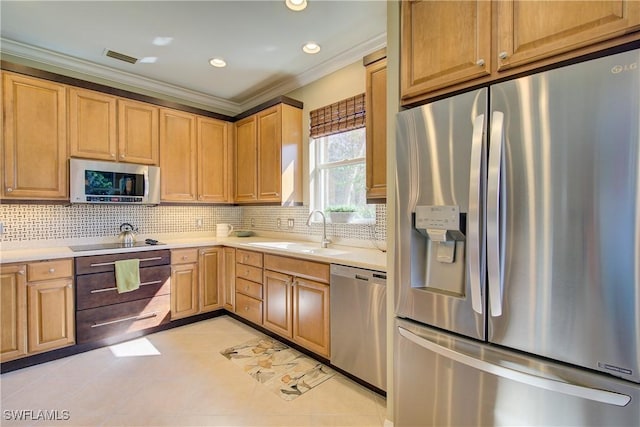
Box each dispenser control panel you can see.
[415,205,460,230]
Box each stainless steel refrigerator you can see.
[394,48,640,426]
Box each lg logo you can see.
[611,62,638,74]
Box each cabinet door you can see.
[257,106,282,202]
[293,278,330,357]
[69,87,118,161]
[118,99,159,165]
[27,278,74,354]
[1,264,27,362]
[171,263,199,319]
[263,270,293,338]
[199,247,222,312]
[401,0,491,100]
[160,108,197,201]
[366,58,387,203]
[235,115,258,202]
[2,73,68,200]
[496,0,640,71]
[198,117,231,202]
[223,247,236,311]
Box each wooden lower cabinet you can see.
[1,264,27,362]
[27,278,75,353]
[262,254,330,358]
[171,247,223,320]
[199,247,222,313]
[1,260,74,362]
[222,247,236,311]
[171,262,199,319]
[292,278,330,358]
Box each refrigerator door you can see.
[395,88,487,340]
[394,318,639,427]
[488,48,640,382]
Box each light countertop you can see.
[0,234,387,272]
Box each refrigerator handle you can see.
[487,111,505,317]
[398,327,631,407]
[468,114,485,314]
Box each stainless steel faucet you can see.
[306,210,331,248]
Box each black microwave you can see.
[70,159,160,205]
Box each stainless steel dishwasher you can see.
[330,264,387,391]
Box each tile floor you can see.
[0,316,387,426]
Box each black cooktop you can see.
[69,241,165,252]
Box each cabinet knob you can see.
[18,270,25,275]
[6,187,13,193]
[499,51,508,60]
[111,153,116,158]
[244,306,249,311]
[49,268,55,273]
[245,285,250,291]
[476,59,485,67]
[67,284,72,288]
[120,154,125,158]
[182,255,188,260]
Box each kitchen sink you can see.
[246,241,347,256]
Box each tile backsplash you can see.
[0,203,386,247]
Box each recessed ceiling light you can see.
[285,0,307,12]
[152,37,173,46]
[209,58,227,68]
[139,57,158,64]
[302,42,320,54]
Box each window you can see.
[310,128,374,222]
[309,93,374,222]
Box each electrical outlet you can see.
[195,218,203,228]
[276,218,282,229]
[0,222,4,235]
[251,218,255,228]
[287,218,294,229]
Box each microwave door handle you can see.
[487,111,505,317]
[398,327,631,407]
[468,114,485,315]
[144,170,149,198]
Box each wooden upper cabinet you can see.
[401,0,491,100]
[365,55,387,203]
[68,87,118,161]
[234,103,302,205]
[118,99,159,165]
[198,117,231,203]
[496,0,640,71]
[401,0,640,104]
[234,115,258,203]
[2,73,68,200]
[160,108,197,201]
[257,106,282,202]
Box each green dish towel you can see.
[115,259,140,293]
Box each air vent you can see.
[104,49,138,64]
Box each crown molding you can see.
[237,32,387,111]
[0,38,243,115]
[0,33,387,116]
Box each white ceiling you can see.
[0,0,387,115]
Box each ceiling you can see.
[0,1,387,115]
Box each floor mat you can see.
[220,337,335,401]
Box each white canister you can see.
[216,223,234,237]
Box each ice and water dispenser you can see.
[412,205,467,297]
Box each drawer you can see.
[27,259,73,281]
[236,249,263,267]
[236,277,263,300]
[236,263,262,283]
[264,254,330,284]
[235,292,262,325]
[75,250,170,275]
[76,265,171,310]
[171,248,199,265]
[76,294,171,344]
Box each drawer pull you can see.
[244,306,250,311]
[89,280,163,294]
[89,256,163,267]
[49,268,55,273]
[91,311,158,328]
